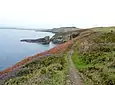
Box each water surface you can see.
[0,29,55,70]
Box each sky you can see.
[0,0,115,29]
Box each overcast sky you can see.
[0,0,115,29]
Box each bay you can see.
[0,29,55,71]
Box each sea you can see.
[0,29,55,71]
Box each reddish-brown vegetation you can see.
[0,40,72,78]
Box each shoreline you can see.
[0,27,79,79]
[0,40,72,79]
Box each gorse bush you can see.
[93,32,115,43]
[5,53,69,85]
[72,31,115,85]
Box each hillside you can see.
[1,27,115,85]
[0,41,73,85]
[72,27,115,85]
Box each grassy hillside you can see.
[72,28,115,85]
[0,40,72,85]
[5,53,69,85]
[91,26,115,32]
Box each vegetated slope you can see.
[72,28,115,85]
[5,54,69,85]
[2,41,72,85]
[0,41,72,76]
[90,26,115,32]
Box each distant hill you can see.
[39,27,79,33]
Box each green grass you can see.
[72,51,115,85]
[5,53,69,85]
[72,30,115,85]
[91,26,115,32]
[72,52,93,71]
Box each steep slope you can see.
[1,41,73,85]
[5,54,68,85]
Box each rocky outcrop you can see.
[51,29,90,44]
[21,28,87,44]
[20,36,50,44]
[51,31,80,44]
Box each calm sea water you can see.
[0,29,55,71]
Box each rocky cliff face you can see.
[20,36,50,44]
[51,29,88,44]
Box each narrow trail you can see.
[67,50,84,85]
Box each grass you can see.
[72,52,115,85]
[5,53,69,85]
[72,52,93,71]
[91,26,115,32]
[72,30,115,85]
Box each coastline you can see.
[0,27,79,79]
[0,40,72,79]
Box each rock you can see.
[52,39,63,44]
[20,36,50,44]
